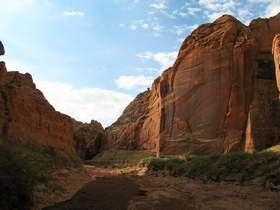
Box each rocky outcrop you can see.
[107,13,280,156]
[273,33,280,91]
[0,41,4,55]
[0,61,76,154]
[73,120,106,160]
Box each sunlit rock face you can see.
[107,13,280,156]
[273,33,280,92]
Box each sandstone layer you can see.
[0,61,75,154]
[107,13,280,156]
[73,120,106,160]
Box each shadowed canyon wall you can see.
[107,13,280,156]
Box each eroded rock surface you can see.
[74,120,106,159]
[107,13,280,156]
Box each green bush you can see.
[146,152,280,182]
[0,139,81,210]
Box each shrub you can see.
[0,139,81,210]
[146,152,280,183]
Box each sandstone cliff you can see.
[0,62,76,154]
[107,13,280,156]
[105,90,158,150]
[73,119,106,159]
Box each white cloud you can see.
[142,23,149,29]
[63,11,85,16]
[205,11,233,21]
[188,8,201,16]
[137,51,178,69]
[24,0,33,4]
[152,25,161,31]
[5,61,133,127]
[264,0,280,17]
[36,80,133,127]
[136,67,160,74]
[198,0,236,11]
[148,11,155,15]
[130,25,137,30]
[44,0,49,7]
[174,24,198,35]
[119,23,126,27]
[115,75,153,89]
[150,1,167,9]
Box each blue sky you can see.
[0,0,279,127]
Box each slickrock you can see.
[73,120,106,160]
[107,13,280,156]
[0,61,76,154]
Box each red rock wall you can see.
[245,15,280,151]
[0,62,76,155]
[107,13,280,156]
[159,15,257,155]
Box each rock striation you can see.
[73,120,106,160]
[107,13,280,156]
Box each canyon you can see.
[0,14,280,158]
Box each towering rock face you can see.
[159,15,257,155]
[0,62,76,154]
[73,120,106,159]
[107,13,280,156]
[273,33,280,91]
[246,15,280,151]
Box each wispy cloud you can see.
[115,75,153,89]
[264,0,280,17]
[150,0,167,9]
[174,24,198,35]
[130,25,137,30]
[37,81,133,127]
[137,51,178,70]
[63,11,85,16]
[188,8,201,16]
